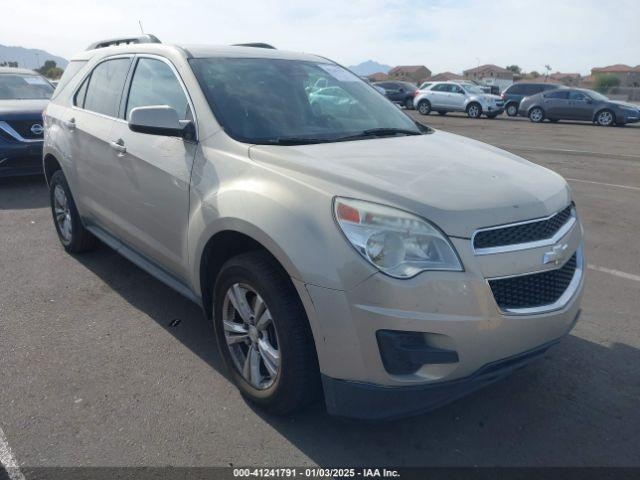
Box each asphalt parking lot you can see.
[1,114,639,469]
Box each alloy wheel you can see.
[507,104,518,116]
[467,104,480,118]
[222,283,280,390]
[53,184,72,243]
[530,108,544,122]
[418,101,431,115]
[597,111,613,126]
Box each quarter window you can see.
[125,58,190,120]
[83,58,131,117]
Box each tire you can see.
[49,170,97,253]
[528,107,545,123]
[437,111,447,116]
[404,97,414,110]
[213,251,320,415]
[466,102,482,119]
[595,109,615,127]
[486,113,498,119]
[417,100,431,115]
[506,103,519,117]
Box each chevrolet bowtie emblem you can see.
[543,243,569,266]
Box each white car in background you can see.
[414,81,505,119]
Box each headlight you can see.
[334,197,463,278]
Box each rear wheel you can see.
[417,100,431,115]
[404,97,414,110]
[506,103,519,117]
[213,251,320,415]
[466,102,482,119]
[528,107,545,123]
[49,170,97,253]
[595,109,615,126]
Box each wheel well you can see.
[44,154,62,185]
[467,101,481,109]
[199,231,291,318]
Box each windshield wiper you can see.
[265,137,330,145]
[335,128,423,142]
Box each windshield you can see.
[463,84,485,94]
[584,89,609,101]
[189,58,421,144]
[0,74,54,100]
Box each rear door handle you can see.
[62,118,76,131]
[110,140,126,155]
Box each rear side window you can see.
[432,84,449,92]
[507,84,524,95]
[545,90,569,99]
[125,58,189,120]
[83,58,131,117]
[52,60,87,99]
[74,77,89,107]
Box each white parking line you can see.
[566,178,640,192]
[499,144,640,160]
[588,264,640,282]
[0,427,25,480]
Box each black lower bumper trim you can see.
[323,311,580,420]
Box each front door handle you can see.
[62,118,76,131]
[110,140,126,155]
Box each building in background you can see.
[590,64,640,88]
[463,64,514,91]
[387,65,431,85]
[430,71,464,82]
[367,72,389,82]
[548,72,582,86]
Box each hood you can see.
[610,100,639,110]
[248,131,571,238]
[0,99,49,119]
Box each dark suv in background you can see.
[373,81,418,109]
[502,82,562,117]
[0,67,54,177]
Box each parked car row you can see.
[404,79,640,126]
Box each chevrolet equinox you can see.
[43,36,584,420]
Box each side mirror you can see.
[129,105,195,140]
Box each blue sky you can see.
[2,0,638,74]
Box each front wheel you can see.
[417,100,431,115]
[49,170,97,253]
[595,109,615,126]
[506,103,519,117]
[528,107,545,123]
[466,102,482,119]
[213,251,320,415]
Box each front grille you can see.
[6,120,44,139]
[489,253,577,310]
[474,205,572,250]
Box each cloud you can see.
[1,0,638,74]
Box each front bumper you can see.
[297,217,584,419]
[322,315,578,420]
[0,141,44,177]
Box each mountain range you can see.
[0,44,68,70]
[347,60,392,76]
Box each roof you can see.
[591,64,640,73]
[463,64,513,75]
[72,42,328,63]
[389,65,429,74]
[0,66,38,75]
[430,71,463,81]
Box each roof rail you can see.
[232,43,276,49]
[87,34,161,50]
